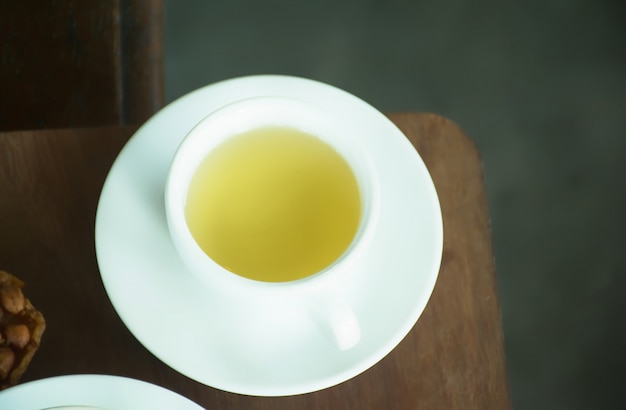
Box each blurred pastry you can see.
[0,271,46,389]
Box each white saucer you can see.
[0,374,203,409]
[95,75,443,396]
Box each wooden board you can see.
[0,114,510,409]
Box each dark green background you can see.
[163,1,626,408]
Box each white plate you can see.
[0,374,203,410]
[95,75,443,396]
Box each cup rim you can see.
[165,95,379,291]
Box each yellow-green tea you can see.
[185,127,361,282]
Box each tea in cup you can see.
[185,126,361,282]
[165,96,378,350]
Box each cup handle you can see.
[308,290,361,351]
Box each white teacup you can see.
[165,96,379,350]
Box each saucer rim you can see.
[0,374,203,409]
[95,74,443,396]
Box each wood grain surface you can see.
[0,0,163,131]
[0,114,510,409]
